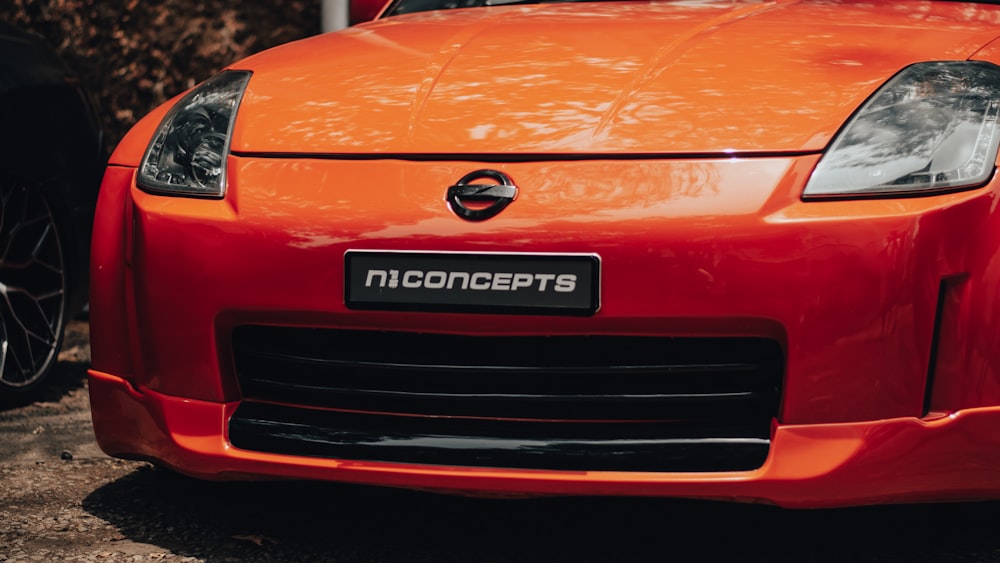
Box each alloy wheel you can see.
[0,178,66,392]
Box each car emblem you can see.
[446,169,518,222]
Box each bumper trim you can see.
[228,401,770,472]
[89,369,1000,508]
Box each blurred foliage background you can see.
[1,0,320,151]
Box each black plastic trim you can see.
[229,403,771,472]
[923,280,950,417]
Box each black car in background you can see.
[0,22,103,399]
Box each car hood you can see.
[229,0,1000,155]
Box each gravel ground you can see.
[6,321,1000,561]
[0,320,151,561]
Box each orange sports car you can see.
[89,0,1000,508]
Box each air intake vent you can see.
[229,326,783,472]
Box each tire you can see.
[0,175,68,399]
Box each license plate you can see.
[345,251,600,316]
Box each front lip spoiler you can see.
[89,368,1000,508]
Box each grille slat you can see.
[229,326,783,472]
[248,349,765,374]
[243,379,765,402]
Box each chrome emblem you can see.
[446,169,518,222]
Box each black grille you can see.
[229,326,783,472]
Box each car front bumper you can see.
[89,155,1000,507]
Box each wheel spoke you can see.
[0,319,8,382]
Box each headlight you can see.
[137,70,251,198]
[803,61,1000,198]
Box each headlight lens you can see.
[137,70,251,198]
[803,61,1000,198]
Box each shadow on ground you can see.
[82,467,1000,562]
